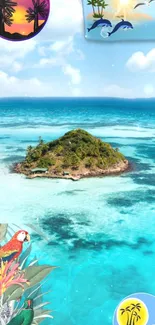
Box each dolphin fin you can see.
[87,28,91,32]
[121,18,124,21]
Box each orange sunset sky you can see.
[5,0,46,35]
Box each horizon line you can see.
[0,96,155,100]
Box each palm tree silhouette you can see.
[87,0,97,16]
[120,303,142,325]
[98,0,108,16]
[129,303,141,325]
[136,314,141,323]
[120,306,131,325]
[87,0,108,17]
[25,0,48,33]
[0,0,17,35]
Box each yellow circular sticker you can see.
[113,293,155,325]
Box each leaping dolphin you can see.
[108,19,133,37]
[87,18,112,32]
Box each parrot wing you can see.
[7,313,25,325]
[0,249,19,263]
[8,310,34,325]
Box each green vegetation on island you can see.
[15,129,128,180]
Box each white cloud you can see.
[126,49,155,72]
[12,62,23,73]
[0,38,37,58]
[62,64,81,85]
[72,88,81,96]
[38,34,84,67]
[38,35,83,85]
[38,46,46,56]
[0,38,37,72]
[46,0,83,40]
[102,84,134,98]
[0,71,53,97]
[144,84,155,97]
[39,56,64,67]
[50,36,74,55]
[0,69,81,97]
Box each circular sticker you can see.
[113,292,155,325]
[0,0,50,41]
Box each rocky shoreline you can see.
[14,159,129,181]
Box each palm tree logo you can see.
[87,0,108,18]
[120,303,141,325]
[25,0,48,33]
[117,298,149,325]
[0,0,17,34]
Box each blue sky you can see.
[0,0,155,98]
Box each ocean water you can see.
[0,97,155,324]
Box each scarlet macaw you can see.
[0,230,30,264]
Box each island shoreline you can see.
[13,159,130,181]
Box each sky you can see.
[0,0,155,98]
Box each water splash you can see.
[100,26,111,38]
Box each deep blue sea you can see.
[0,97,155,325]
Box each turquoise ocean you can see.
[0,97,155,324]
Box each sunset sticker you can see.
[0,0,50,41]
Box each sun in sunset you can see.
[111,0,136,19]
[12,6,27,24]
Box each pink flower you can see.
[0,260,29,295]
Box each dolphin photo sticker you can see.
[82,0,155,41]
[113,292,155,325]
[0,224,55,324]
[0,0,50,41]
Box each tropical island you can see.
[14,129,129,180]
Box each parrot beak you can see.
[25,234,30,242]
[27,300,33,309]
[27,300,31,307]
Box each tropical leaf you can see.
[29,259,39,267]
[32,287,43,307]
[24,283,43,306]
[25,223,49,241]
[33,301,50,310]
[33,290,52,304]
[3,284,26,304]
[4,265,55,303]
[34,309,52,317]
[19,243,32,269]
[32,310,53,324]
[34,314,54,320]
[0,318,6,325]
[0,224,8,242]
[24,265,56,288]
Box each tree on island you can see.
[87,0,108,18]
[98,0,108,16]
[0,0,17,35]
[25,0,48,33]
[87,0,97,16]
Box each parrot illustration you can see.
[7,300,34,325]
[0,230,30,264]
